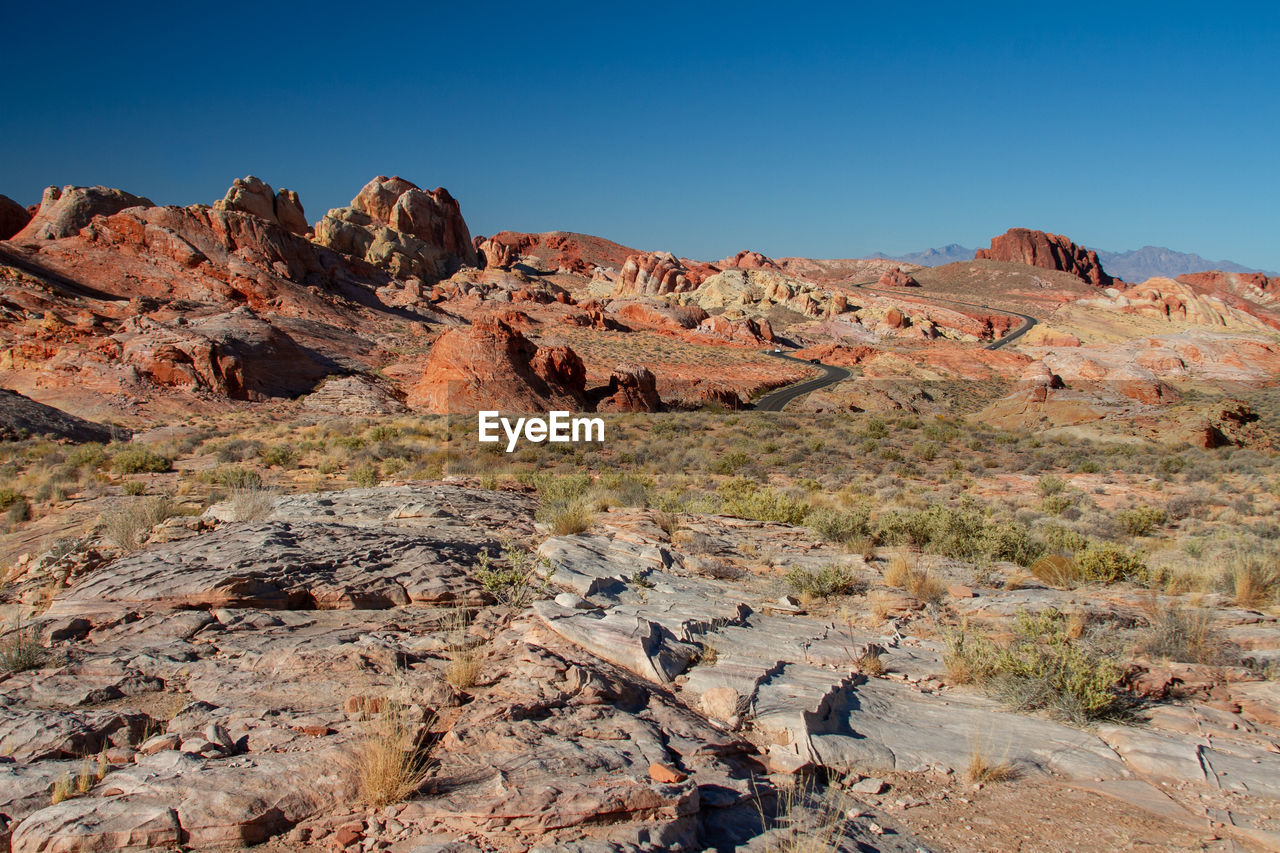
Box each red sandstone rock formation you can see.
[596,364,662,412]
[877,267,920,288]
[406,317,587,413]
[614,252,709,296]
[717,250,780,270]
[13,185,153,243]
[0,194,32,240]
[976,228,1114,287]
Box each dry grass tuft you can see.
[443,607,482,690]
[967,749,1020,784]
[883,553,945,605]
[1224,554,1279,609]
[548,501,595,536]
[352,701,433,808]
[99,497,182,552]
[1029,554,1081,588]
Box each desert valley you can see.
[0,174,1278,852]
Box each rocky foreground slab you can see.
[0,484,1277,851]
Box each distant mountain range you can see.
[868,244,975,267]
[872,243,1275,281]
[1093,247,1276,282]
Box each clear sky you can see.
[3,1,1277,269]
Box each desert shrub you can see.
[368,425,399,441]
[212,438,263,463]
[100,497,181,551]
[473,546,548,608]
[716,479,809,525]
[589,473,650,509]
[5,499,32,527]
[806,506,871,547]
[1221,552,1279,608]
[945,608,1127,723]
[1138,607,1232,665]
[967,748,1020,784]
[199,465,264,489]
[351,701,433,808]
[0,621,45,673]
[1163,494,1203,521]
[1029,554,1082,587]
[1040,494,1074,516]
[1076,542,1147,584]
[785,565,864,599]
[258,444,299,469]
[883,555,946,604]
[1117,505,1167,537]
[122,480,146,496]
[1038,525,1089,555]
[65,443,106,470]
[226,486,276,522]
[873,504,1040,566]
[110,447,171,474]
[1036,474,1067,497]
[351,463,379,487]
[0,488,29,510]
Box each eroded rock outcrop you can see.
[976,228,1114,287]
[614,252,707,296]
[596,364,662,412]
[407,316,586,412]
[214,176,310,237]
[314,176,477,282]
[718,250,780,270]
[13,185,153,243]
[877,267,920,288]
[117,308,331,400]
[0,194,33,240]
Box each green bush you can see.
[945,608,1126,723]
[716,478,809,525]
[0,488,27,510]
[122,481,146,496]
[807,507,871,546]
[1117,505,1167,537]
[259,445,299,469]
[1076,542,1147,584]
[110,447,171,474]
[352,463,380,488]
[785,565,865,599]
[873,504,1042,566]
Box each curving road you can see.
[750,284,1036,411]
[753,354,851,411]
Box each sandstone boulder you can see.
[976,228,1114,287]
[407,316,587,412]
[13,185,153,242]
[877,267,920,288]
[596,364,662,412]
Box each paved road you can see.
[753,353,851,411]
[750,284,1036,411]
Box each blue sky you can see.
[3,1,1277,269]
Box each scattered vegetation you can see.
[945,608,1128,723]
[99,497,183,551]
[883,554,946,605]
[0,620,45,673]
[110,446,171,474]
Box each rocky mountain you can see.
[870,244,974,267]
[1097,245,1276,282]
